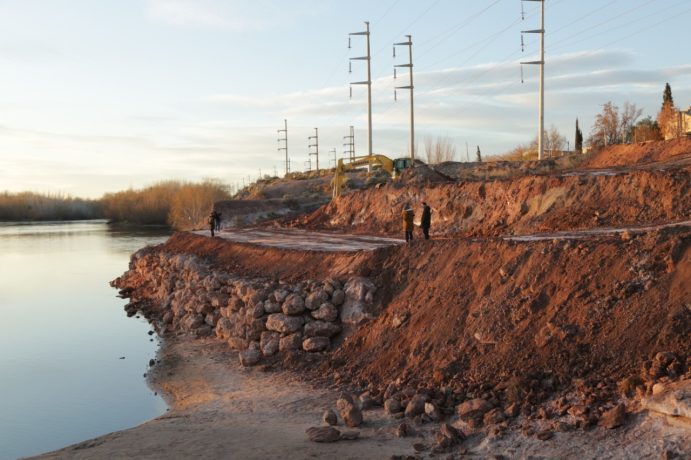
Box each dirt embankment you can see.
[301,167,690,238]
[123,226,689,425]
[324,229,689,396]
[582,137,691,169]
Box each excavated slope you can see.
[302,167,690,238]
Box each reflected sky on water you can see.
[0,221,170,459]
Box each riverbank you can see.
[32,337,412,459]
[32,335,690,459]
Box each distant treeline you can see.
[1,180,231,230]
[0,191,101,221]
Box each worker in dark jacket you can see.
[420,202,432,240]
[208,210,216,237]
[402,205,414,242]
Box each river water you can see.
[0,221,170,459]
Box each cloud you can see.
[145,0,323,31]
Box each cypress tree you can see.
[575,118,583,153]
[662,82,673,106]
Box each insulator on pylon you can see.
[394,89,397,101]
[348,37,351,49]
[393,47,396,58]
[394,68,397,80]
[349,86,353,99]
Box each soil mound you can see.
[583,137,691,168]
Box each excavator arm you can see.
[332,155,395,198]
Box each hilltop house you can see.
[666,106,691,139]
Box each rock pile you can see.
[113,249,379,366]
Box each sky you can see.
[1,0,690,198]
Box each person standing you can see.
[208,210,216,237]
[420,202,432,240]
[402,205,415,243]
[213,210,222,232]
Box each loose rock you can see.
[303,336,330,352]
[306,426,340,443]
[323,409,338,426]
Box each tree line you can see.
[1,179,231,230]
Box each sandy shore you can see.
[30,337,412,460]
[31,336,690,459]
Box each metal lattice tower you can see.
[343,125,355,160]
[308,127,319,174]
[394,34,415,161]
[349,21,373,159]
[277,119,289,175]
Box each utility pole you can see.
[330,148,337,167]
[277,119,289,175]
[343,125,355,160]
[308,127,319,174]
[520,0,545,160]
[349,21,373,161]
[394,34,415,160]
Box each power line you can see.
[549,0,690,53]
[548,0,657,50]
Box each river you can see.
[0,221,170,459]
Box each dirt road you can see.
[194,228,404,251]
[193,219,691,251]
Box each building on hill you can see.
[666,106,691,139]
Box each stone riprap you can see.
[112,248,378,366]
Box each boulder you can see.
[303,336,330,352]
[405,394,428,418]
[323,409,338,426]
[456,398,492,420]
[304,320,342,338]
[239,347,261,367]
[263,300,281,313]
[425,402,442,422]
[279,332,303,351]
[260,331,280,357]
[359,392,375,410]
[180,313,204,330]
[641,379,690,418]
[252,301,265,319]
[339,401,363,427]
[331,289,345,306]
[344,276,376,302]
[228,337,249,350]
[385,398,403,414]
[306,426,340,443]
[599,403,627,429]
[312,303,339,322]
[266,314,304,334]
[273,289,289,303]
[435,422,464,449]
[281,293,306,315]
[304,292,323,310]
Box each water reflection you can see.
[0,221,170,459]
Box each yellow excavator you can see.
[332,154,414,197]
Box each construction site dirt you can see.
[65,139,690,459]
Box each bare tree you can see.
[545,125,566,157]
[423,136,457,164]
[619,101,643,143]
[588,101,641,148]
